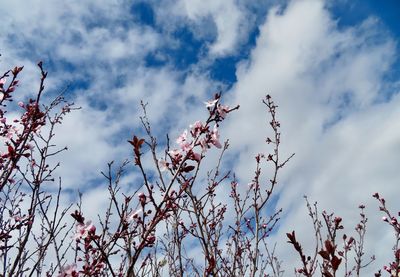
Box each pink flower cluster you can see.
[0,68,45,176]
[158,97,231,172]
[58,264,78,277]
[204,99,230,119]
[0,74,19,102]
[74,221,96,240]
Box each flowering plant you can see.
[0,60,399,277]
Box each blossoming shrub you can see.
[0,62,75,276]
[1,61,399,277]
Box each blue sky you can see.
[1,0,399,274]
[331,0,400,85]
[129,0,400,86]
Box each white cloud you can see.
[223,0,399,273]
[177,0,245,56]
[155,0,254,57]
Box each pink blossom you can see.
[0,78,6,86]
[18,101,24,107]
[14,215,24,222]
[0,117,6,123]
[191,151,201,162]
[189,120,203,130]
[58,263,78,277]
[182,142,193,152]
[6,130,14,139]
[200,138,209,153]
[158,159,168,172]
[176,130,193,151]
[217,104,230,118]
[168,149,181,160]
[211,125,222,148]
[176,130,188,145]
[189,120,203,136]
[204,99,218,108]
[75,221,96,240]
[0,93,3,101]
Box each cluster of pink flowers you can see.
[0,67,46,178]
[74,221,96,240]
[0,74,19,102]
[58,264,78,277]
[158,97,232,172]
[204,99,230,119]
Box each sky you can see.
[1,0,400,274]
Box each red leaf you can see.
[319,250,330,260]
[7,145,15,157]
[325,239,335,254]
[331,255,342,270]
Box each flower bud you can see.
[138,192,146,206]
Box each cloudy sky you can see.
[1,0,400,274]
